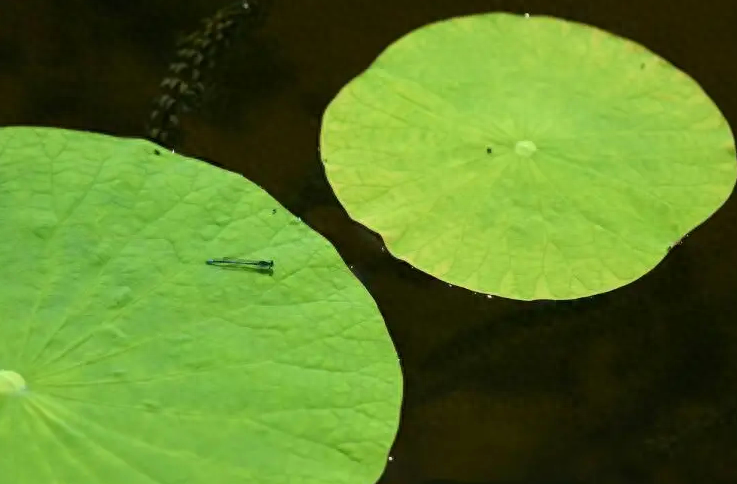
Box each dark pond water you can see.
[1,0,736,482]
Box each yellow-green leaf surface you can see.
[320,13,736,300]
[0,127,402,484]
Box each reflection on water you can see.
[145,0,266,150]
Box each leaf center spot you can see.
[0,370,27,395]
[515,140,537,157]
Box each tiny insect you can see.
[206,257,274,270]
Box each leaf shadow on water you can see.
[386,241,737,481]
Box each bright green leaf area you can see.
[0,127,402,484]
[320,13,736,300]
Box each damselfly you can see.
[206,257,274,270]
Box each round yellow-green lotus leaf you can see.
[0,127,402,484]
[320,13,736,300]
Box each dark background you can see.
[1,0,736,482]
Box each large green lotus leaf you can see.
[320,13,736,300]
[0,127,402,484]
